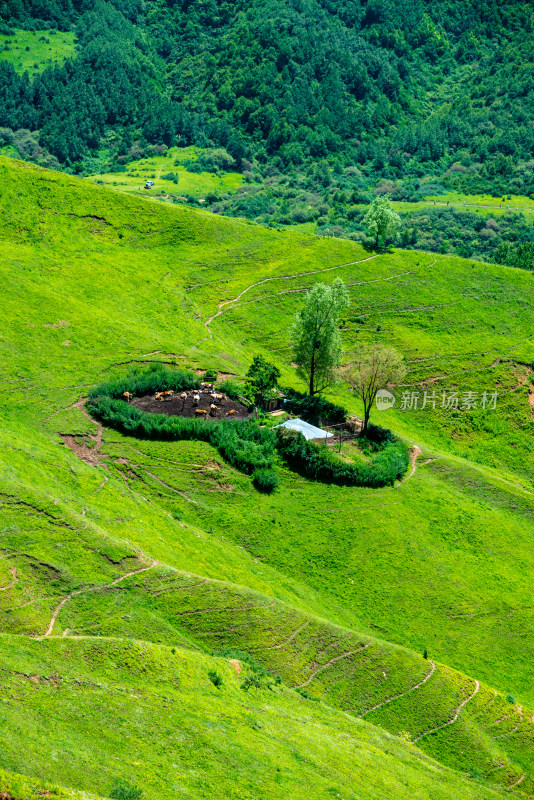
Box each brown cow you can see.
[226,409,236,416]
[195,408,208,415]
[123,392,133,403]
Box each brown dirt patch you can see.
[133,392,251,421]
[229,659,242,674]
[59,434,104,466]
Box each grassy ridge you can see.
[0,156,533,796]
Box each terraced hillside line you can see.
[360,660,436,718]
[413,679,480,743]
[214,254,381,313]
[143,470,198,503]
[294,643,371,689]
[222,270,418,314]
[201,254,393,339]
[508,772,526,789]
[494,705,524,738]
[250,620,311,652]
[90,475,109,495]
[511,705,524,735]
[0,566,17,591]
[152,578,208,596]
[42,559,159,637]
[175,599,277,617]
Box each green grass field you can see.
[89,146,245,202]
[0,28,76,75]
[0,155,533,798]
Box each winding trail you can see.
[143,470,198,504]
[0,567,18,592]
[294,643,371,689]
[401,445,423,483]
[90,476,109,496]
[413,679,480,743]
[360,660,436,718]
[249,621,310,652]
[42,559,159,638]
[508,773,526,790]
[199,255,411,341]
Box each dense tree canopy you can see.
[0,0,531,181]
[0,0,532,265]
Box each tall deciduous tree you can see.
[364,195,401,248]
[347,344,406,433]
[290,278,349,396]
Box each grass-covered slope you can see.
[0,636,510,800]
[89,146,245,201]
[0,156,533,797]
[0,28,76,75]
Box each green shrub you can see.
[296,688,319,701]
[253,467,278,493]
[214,648,268,677]
[282,388,346,426]
[89,395,275,474]
[276,427,409,487]
[204,368,218,382]
[110,783,143,800]
[218,379,254,405]
[241,674,264,691]
[89,366,199,400]
[161,171,178,183]
[208,669,223,689]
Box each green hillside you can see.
[0,156,533,798]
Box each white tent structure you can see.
[274,418,333,441]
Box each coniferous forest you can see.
[0,0,532,261]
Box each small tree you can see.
[347,344,406,433]
[246,355,281,398]
[290,278,349,396]
[364,195,400,248]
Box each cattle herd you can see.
[124,382,240,418]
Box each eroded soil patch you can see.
[59,434,104,466]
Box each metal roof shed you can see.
[275,418,333,441]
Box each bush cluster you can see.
[252,468,279,493]
[276,428,409,488]
[88,368,408,488]
[213,648,281,692]
[88,396,275,476]
[282,388,347,426]
[218,379,254,406]
[89,366,199,400]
